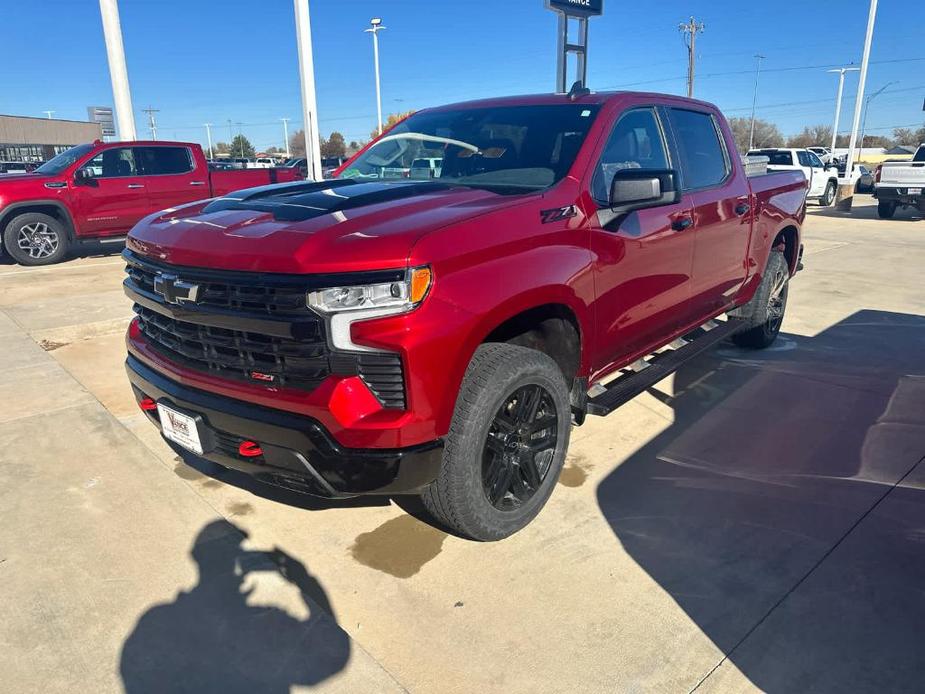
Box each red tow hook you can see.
[139,397,158,412]
[238,440,264,458]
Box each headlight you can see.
[307,267,432,352]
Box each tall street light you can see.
[294,0,322,180]
[281,117,291,158]
[827,67,860,158]
[748,54,765,151]
[203,123,214,159]
[365,17,386,137]
[859,81,898,157]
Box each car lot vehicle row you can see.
[874,144,925,218]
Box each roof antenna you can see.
[567,80,591,101]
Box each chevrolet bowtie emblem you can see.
[153,273,201,305]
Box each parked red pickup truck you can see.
[0,140,302,265]
[123,91,805,540]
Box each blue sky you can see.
[2,0,923,151]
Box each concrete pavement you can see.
[0,196,923,692]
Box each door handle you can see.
[126,183,144,189]
[671,216,693,231]
[735,203,751,216]
[190,181,206,186]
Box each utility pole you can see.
[281,117,291,157]
[679,16,705,98]
[839,0,878,209]
[235,122,244,157]
[294,0,322,180]
[143,106,159,140]
[203,123,214,159]
[859,81,897,156]
[827,66,860,157]
[748,54,765,151]
[43,111,55,119]
[365,18,386,136]
[97,0,136,140]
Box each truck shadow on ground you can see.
[596,310,925,692]
[120,519,349,693]
[810,201,924,221]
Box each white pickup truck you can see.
[748,147,839,206]
[874,145,925,218]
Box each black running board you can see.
[585,318,744,417]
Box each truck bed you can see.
[209,167,302,197]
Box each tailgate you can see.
[879,162,925,187]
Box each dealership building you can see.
[0,114,103,163]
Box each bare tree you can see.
[786,124,832,149]
[728,117,784,152]
[892,125,925,146]
[288,129,306,158]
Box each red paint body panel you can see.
[122,92,805,450]
[0,140,300,242]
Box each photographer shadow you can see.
[120,519,349,693]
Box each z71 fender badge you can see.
[540,205,579,224]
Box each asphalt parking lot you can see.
[1,195,923,693]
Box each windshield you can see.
[338,104,600,192]
[34,143,95,175]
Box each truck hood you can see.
[127,179,532,273]
[0,172,48,185]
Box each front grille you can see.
[134,305,329,390]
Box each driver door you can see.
[73,147,151,237]
[798,150,827,197]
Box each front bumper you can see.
[126,355,443,497]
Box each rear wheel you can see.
[2,212,70,266]
[877,200,897,219]
[820,180,836,206]
[422,343,571,541]
[731,251,789,349]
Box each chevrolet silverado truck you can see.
[874,144,925,218]
[123,90,805,540]
[0,140,301,265]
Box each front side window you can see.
[668,108,729,190]
[80,147,137,178]
[591,108,669,203]
[135,146,193,175]
[338,104,600,193]
[806,152,824,168]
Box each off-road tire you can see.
[731,251,789,349]
[820,180,836,207]
[2,212,70,266]
[877,200,897,219]
[421,343,571,541]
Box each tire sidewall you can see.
[448,347,571,539]
[3,213,69,266]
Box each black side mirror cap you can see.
[74,168,94,185]
[608,168,681,215]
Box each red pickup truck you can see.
[0,140,301,265]
[123,91,805,540]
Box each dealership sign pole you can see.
[294,0,323,181]
[545,0,603,93]
[97,0,136,140]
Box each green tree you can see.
[321,131,347,158]
[229,134,255,159]
[728,117,784,153]
[348,140,360,152]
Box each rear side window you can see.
[592,108,669,203]
[668,109,729,190]
[136,147,193,175]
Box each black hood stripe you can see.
[203,180,458,222]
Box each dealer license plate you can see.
[908,188,921,195]
[157,403,203,455]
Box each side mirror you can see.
[609,169,681,214]
[74,168,95,185]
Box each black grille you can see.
[357,353,406,409]
[134,305,329,390]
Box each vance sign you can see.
[545,0,603,17]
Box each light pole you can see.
[236,122,244,157]
[840,0,878,208]
[204,123,214,159]
[293,0,322,180]
[97,0,136,140]
[365,17,386,136]
[281,117,291,158]
[748,54,765,151]
[43,110,55,119]
[827,67,860,159]
[858,81,897,158]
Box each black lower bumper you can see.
[126,356,443,498]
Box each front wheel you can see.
[2,212,70,266]
[731,251,789,349]
[820,180,836,207]
[877,200,897,219]
[422,343,571,541]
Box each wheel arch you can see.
[0,200,77,249]
[773,224,800,275]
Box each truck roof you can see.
[426,90,719,112]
